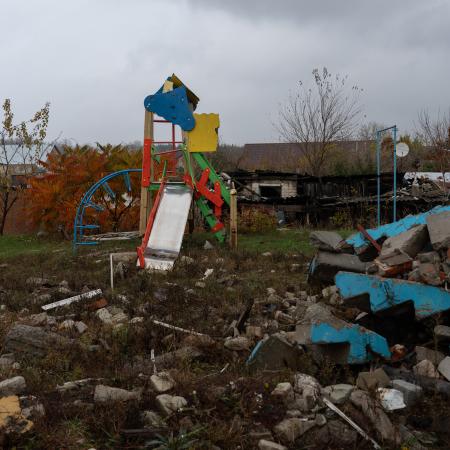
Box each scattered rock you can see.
[392,380,423,406]
[94,385,140,403]
[156,394,187,416]
[413,360,440,379]
[426,210,450,250]
[377,388,406,410]
[434,325,450,342]
[415,346,445,365]
[322,384,354,405]
[350,389,398,444]
[0,376,26,395]
[274,415,325,444]
[96,308,112,324]
[150,372,175,393]
[141,410,166,428]
[258,440,287,450]
[224,336,251,351]
[271,382,294,404]
[203,240,214,250]
[437,357,450,381]
[75,321,88,334]
[356,368,390,391]
[3,324,72,357]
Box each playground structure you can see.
[73,74,231,270]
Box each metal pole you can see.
[376,130,381,227]
[393,126,397,222]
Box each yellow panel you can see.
[187,113,220,153]
[162,80,173,93]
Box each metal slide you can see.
[141,184,193,270]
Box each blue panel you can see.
[345,205,450,251]
[123,172,131,192]
[310,322,391,363]
[335,272,450,319]
[144,86,195,131]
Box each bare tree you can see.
[277,67,363,176]
[416,109,450,191]
[0,99,50,235]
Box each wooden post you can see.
[230,183,238,249]
[139,111,154,235]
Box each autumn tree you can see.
[416,109,450,191]
[0,99,50,234]
[277,68,363,176]
[28,144,141,235]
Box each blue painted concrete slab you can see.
[335,271,450,319]
[311,322,391,364]
[345,205,450,252]
[144,86,195,131]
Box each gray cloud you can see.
[0,0,449,146]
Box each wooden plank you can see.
[139,111,154,235]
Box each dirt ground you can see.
[0,233,448,449]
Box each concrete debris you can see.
[322,384,354,405]
[274,415,325,444]
[93,385,141,403]
[310,231,344,252]
[392,379,423,406]
[413,359,440,379]
[308,251,368,284]
[434,325,450,342]
[3,324,72,357]
[426,210,450,250]
[356,368,390,391]
[150,372,175,393]
[350,389,399,445]
[377,388,406,410]
[156,394,187,416]
[415,346,445,365]
[0,376,26,396]
[437,357,450,381]
[380,224,428,259]
[258,439,287,450]
[247,335,304,372]
[271,382,294,405]
[141,410,166,428]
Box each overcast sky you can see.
[1,0,449,146]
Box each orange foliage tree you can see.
[28,144,142,235]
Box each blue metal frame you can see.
[73,169,142,252]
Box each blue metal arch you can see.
[73,169,142,251]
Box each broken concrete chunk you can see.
[356,368,390,391]
[150,372,175,393]
[392,379,423,406]
[350,389,398,444]
[271,382,294,404]
[308,252,368,284]
[377,388,406,411]
[418,262,442,286]
[156,394,187,416]
[415,346,445,365]
[3,324,72,357]
[426,210,450,250]
[247,335,304,372]
[274,415,325,444]
[141,410,166,428]
[413,359,440,379]
[322,384,354,405]
[224,336,251,351]
[93,385,140,403]
[438,357,450,381]
[380,224,428,259]
[0,376,26,396]
[310,231,344,252]
[434,325,450,342]
[258,440,287,450]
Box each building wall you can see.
[2,191,38,235]
[248,179,297,198]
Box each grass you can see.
[0,227,356,260]
[0,235,67,259]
